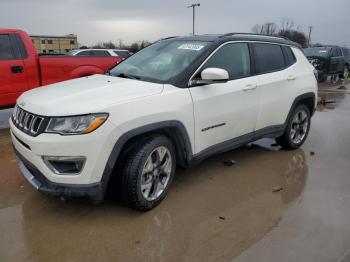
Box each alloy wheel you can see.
[140,146,172,201]
[290,110,309,144]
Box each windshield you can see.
[303,47,330,58]
[67,50,79,56]
[109,40,209,82]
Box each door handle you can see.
[287,75,296,81]
[243,84,258,91]
[11,66,24,74]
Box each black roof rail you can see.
[160,36,179,41]
[219,32,290,41]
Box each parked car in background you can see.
[341,47,350,69]
[68,49,132,59]
[0,29,124,108]
[11,33,317,211]
[304,46,349,82]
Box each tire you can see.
[317,73,327,83]
[276,104,311,150]
[120,135,176,211]
[331,73,340,84]
[342,67,349,80]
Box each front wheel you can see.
[120,135,176,211]
[276,104,311,149]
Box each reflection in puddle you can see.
[317,84,347,111]
[17,138,308,262]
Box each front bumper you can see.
[9,116,121,201]
[15,148,104,201]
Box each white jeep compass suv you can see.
[10,33,317,211]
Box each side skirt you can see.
[188,124,285,166]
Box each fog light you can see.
[42,156,86,175]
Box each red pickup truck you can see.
[0,29,123,108]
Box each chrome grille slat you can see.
[12,106,45,136]
[23,113,29,129]
[15,107,20,123]
[18,109,25,127]
[17,110,23,125]
[29,116,37,132]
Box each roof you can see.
[161,33,301,48]
[0,28,26,34]
[71,49,130,52]
[30,34,77,39]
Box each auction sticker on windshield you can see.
[178,43,205,51]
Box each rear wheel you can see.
[276,104,311,149]
[331,73,340,84]
[120,135,176,211]
[342,67,349,80]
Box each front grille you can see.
[12,106,47,136]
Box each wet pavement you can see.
[0,108,13,129]
[1,83,350,262]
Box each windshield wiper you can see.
[116,73,141,80]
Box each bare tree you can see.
[278,29,308,47]
[252,24,264,34]
[251,18,309,47]
[280,17,295,32]
[252,22,278,35]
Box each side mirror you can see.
[190,68,229,86]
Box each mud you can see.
[0,84,350,262]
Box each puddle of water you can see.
[0,128,308,262]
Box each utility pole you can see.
[187,3,200,35]
[308,26,312,47]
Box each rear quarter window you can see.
[282,46,296,66]
[254,43,285,74]
[113,50,131,58]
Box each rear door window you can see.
[76,50,92,56]
[336,48,342,57]
[92,50,110,56]
[0,34,15,60]
[254,43,285,74]
[331,48,341,57]
[200,42,251,80]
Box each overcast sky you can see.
[1,0,349,47]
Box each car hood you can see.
[18,74,164,116]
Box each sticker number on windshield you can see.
[178,44,205,51]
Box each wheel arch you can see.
[99,121,193,194]
[285,92,316,125]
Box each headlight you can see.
[45,113,108,135]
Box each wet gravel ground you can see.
[0,83,350,262]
